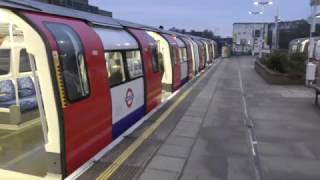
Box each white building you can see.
[233,23,270,55]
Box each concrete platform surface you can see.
[78,56,320,180]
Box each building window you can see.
[255,30,261,37]
[126,50,143,79]
[0,49,10,75]
[105,52,126,87]
[46,23,90,102]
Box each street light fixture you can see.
[248,11,264,15]
[254,1,273,6]
[248,10,265,58]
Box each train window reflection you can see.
[46,23,90,101]
[0,49,10,75]
[105,52,126,86]
[126,50,143,79]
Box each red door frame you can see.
[161,34,181,91]
[126,28,161,113]
[23,12,113,176]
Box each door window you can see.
[46,23,90,102]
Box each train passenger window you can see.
[126,50,143,79]
[46,23,90,102]
[0,49,10,75]
[105,52,126,86]
[19,49,32,72]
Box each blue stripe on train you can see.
[181,77,188,86]
[112,105,145,139]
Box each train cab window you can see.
[126,50,143,79]
[19,49,32,72]
[46,23,90,101]
[0,49,10,75]
[105,52,126,86]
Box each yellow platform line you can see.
[96,71,208,180]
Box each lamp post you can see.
[248,10,264,58]
[254,0,280,49]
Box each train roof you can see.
[114,19,163,33]
[0,0,213,42]
[0,0,122,28]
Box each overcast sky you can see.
[89,0,310,37]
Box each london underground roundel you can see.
[125,88,134,108]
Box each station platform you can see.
[77,56,320,180]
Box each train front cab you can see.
[147,31,181,96]
[0,8,117,179]
[175,37,189,85]
[125,28,162,113]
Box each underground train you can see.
[289,37,320,61]
[0,0,218,179]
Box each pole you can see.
[274,0,280,49]
[307,0,319,85]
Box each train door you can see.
[126,28,161,113]
[202,40,210,66]
[94,27,145,139]
[198,40,206,71]
[147,31,174,96]
[207,40,214,64]
[23,12,113,176]
[211,41,216,61]
[190,39,200,75]
[176,37,188,85]
[0,8,62,179]
[181,37,194,79]
[162,34,181,91]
